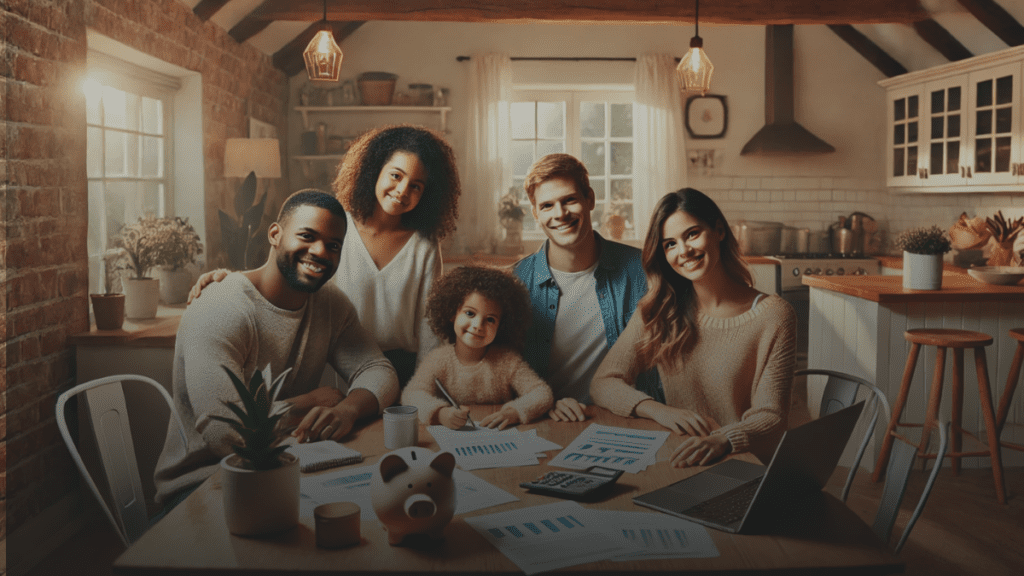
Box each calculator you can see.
[519,466,624,500]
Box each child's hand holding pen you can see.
[439,406,471,430]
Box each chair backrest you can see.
[56,375,187,548]
[795,369,892,502]
[873,421,948,553]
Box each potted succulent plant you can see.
[204,364,299,536]
[152,217,203,305]
[90,252,127,330]
[895,225,952,290]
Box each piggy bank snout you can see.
[405,494,436,519]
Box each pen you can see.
[434,378,475,428]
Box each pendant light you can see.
[303,0,344,84]
[677,0,714,95]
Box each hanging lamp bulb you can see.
[303,0,343,84]
[677,0,714,95]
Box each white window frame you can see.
[511,86,637,240]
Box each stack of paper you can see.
[547,424,669,474]
[427,426,562,471]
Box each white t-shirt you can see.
[546,262,605,403]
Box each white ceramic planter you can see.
[155,267,192,305]
[221,453,300,536]
[123,278,160,318]
[902,251,943,290]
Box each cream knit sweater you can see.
[402,344,554,425]
[590,294,796,455]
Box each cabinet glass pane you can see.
[931,117,944,138]
[582,142,605,176]
[976,79,993,107]
[908,96,918,118]
[948,87,961,110]
[996,75,1013,105]
[996,136,1011,172]
[894,98,906,121]
[907,121,918,142]
[907,146,917,175]
[996,107,1012,133]
[976,138,992,172]
[610,103,632,137]
[610,142,632,175]
[580,102,605,138]
[946,142,959,175]
[930,143,942,174]
[931,90,945,113]
[894,124,905,145]
[894,148,905,176]
[948,115,961,138]
[611,179,633,202]
[590,178,607,201]
[976,109,992,135]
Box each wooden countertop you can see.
[70,305,185,348]
[803,272,1024,303]
[874,255,965,272]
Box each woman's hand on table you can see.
[439,406,470,430]
[478,405,521,430]
[548,398,589,422]
[670,434,731,468]
[635,400,712,437]
[187,268,229,303]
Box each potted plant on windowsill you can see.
[497,187,525,256]
[895,225,952,290]
[201,364,299,537]
[90,252,127,330]
[152,217,203,305]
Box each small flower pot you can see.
[124,278,161,319]
[221,453,300,536]
[90,293,125,330]
[155,267,193,305]
[902,251,943,290]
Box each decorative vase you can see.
[155,266,192,305]
[499,219,524,256]
[90,294,125,330]
[903,251,943,290]
[123,278,160,319]
[221,453,300,536]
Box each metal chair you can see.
[796,368,892,502]
[874,421,948,553]
[56,375,187,548]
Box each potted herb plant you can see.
[204,364,299,536]
[152,217,203,305]
[90,252,127,330]
[497,187,525,255]
[895,225,952,290]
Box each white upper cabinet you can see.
[881,45,1024,192]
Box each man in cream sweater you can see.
[154,190,398,508]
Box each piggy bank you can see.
[369,447,456,545]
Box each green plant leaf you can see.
[223,365,261,421]
[241,191,267,246]
[219,401,254,429]
[235,171,258,218]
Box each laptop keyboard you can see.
[683,479,761,526]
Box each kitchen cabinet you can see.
[881,45,1024,192]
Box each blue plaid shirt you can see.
[512,232,664,403]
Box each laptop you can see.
[633,401,865,534]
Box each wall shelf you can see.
[295,105,452,132]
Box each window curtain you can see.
[463,53,512,251]
[633,53,687,241]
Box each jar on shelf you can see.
[408,83,433,106]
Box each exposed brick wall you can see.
[1,0,289,550]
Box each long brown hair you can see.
[635,188,752,369]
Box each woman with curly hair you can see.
[401,266,553,430]
[590,188,796,468]
[192,124,461,385]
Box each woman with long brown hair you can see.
[590,188,796,467]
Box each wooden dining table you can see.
[114,406,903,575]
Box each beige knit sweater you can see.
[590,294,796,456]
[401,344,554,425]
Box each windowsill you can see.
[70,303,186,348]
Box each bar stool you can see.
[995,328,1024,453]
[873,328,1006,504]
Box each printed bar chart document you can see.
[548,424,669,474]
[601,510,719,560]
[428,426,562,470]
[465,501,642,575]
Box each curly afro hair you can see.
[426,265,532,351]
[332,124,461,243]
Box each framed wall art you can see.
[685,94,727,139]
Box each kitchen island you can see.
[803,272,1024,470]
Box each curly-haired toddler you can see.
[401,265,553,430]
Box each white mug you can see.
[383,406,419,450]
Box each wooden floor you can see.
[22,463,1024,576]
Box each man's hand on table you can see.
[548,398,589,422]
[290,388,378,443]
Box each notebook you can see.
[285,440,363,473]
[632,401,865,534]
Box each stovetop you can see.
[770,253,878,260]
[767,254,881,291]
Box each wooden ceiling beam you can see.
[252,0,929,25]
[273,21,365,78]
[957,0,1024,47]
[828,25,908,78]
[912,19,973,62]
[193,0,232,22]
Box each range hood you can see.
[741,25,835,156]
